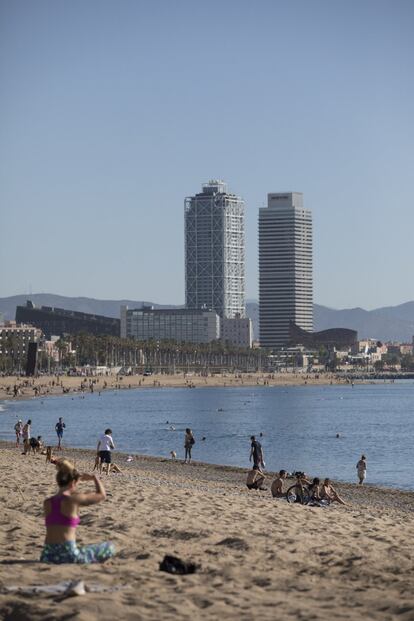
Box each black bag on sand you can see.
[159,555,199,575]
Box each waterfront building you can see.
[221,314,253,349]
[121,306,220,344]
[16,300,120,339]
[288,322,357,350]
[0,321,43,371]
[259,192,313,348]
[185,180,245,319]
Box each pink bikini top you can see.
[45,495,80,528]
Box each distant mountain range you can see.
[1,293,414,343]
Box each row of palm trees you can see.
[54,333,264,373]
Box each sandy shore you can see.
[1,443,413,620]
[0,371,353,403]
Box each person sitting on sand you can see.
[246,466,266,490]
[292,472,311,503]
[29,435,44,453]
[320,478,346,505]
[40,459,115,564]
[108,462,122,474]
[308,477,321,502]
[271,470,287,497]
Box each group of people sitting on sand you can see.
[246,467,346,505]
[247,434,346,505]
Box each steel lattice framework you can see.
[185,181,245,319]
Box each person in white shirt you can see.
[97,429,115,475]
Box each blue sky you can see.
[1,0,413,309]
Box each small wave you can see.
[0,405,6,412]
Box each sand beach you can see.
[0,371,353,403]
[0,442,413,621]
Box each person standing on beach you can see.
[97,428,115,475]
[14,420,23,447]
[184,428,195,463]
[55,417,66,450]
[22,419,32,454]
[249,435,265,470]
[356,455,367,484]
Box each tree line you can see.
[30,334,264,374]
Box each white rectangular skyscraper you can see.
[259,192,313,348]
[185,180,245,318]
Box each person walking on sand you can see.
[55,417,66,450]
[184,428,195,463]
[97,428,115,475]
[356,454,367,485]
[40,458,115,564]
[14,420,23,447]
[22,419,32,454]
[249,435,265,470]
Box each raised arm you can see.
[74,473,106,506]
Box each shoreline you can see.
[1,439,413,506]
[1,442,414,620]
[0,371,363,403]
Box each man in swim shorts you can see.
[249,435,265,470]
[246,466,266,490]
[55,417,66,450]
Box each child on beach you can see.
[14,420,23,446]
[40,459,115,564]
[356,455,367,484]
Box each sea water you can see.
[1,382,413,490]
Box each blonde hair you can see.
[56,459,80,487]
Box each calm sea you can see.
[1,382,413,490]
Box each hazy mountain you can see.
[0,294,181,321]
[1,294,414,343]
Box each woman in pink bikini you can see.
[40,459,115,564]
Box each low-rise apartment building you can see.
[221,314,253,349]
[121,306,220,344]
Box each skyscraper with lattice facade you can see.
[185,180,245,319]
